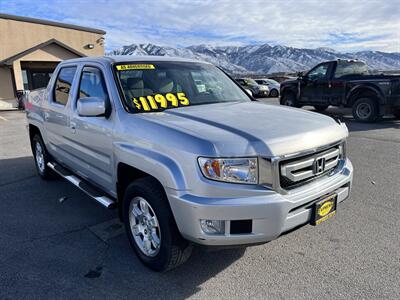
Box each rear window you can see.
[114,61,249,113]
[334,61,369,78]
[54,67,77,105]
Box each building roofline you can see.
[0,38,87,65]
[0,13,106,35]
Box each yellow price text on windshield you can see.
[132,92,190,112]
[116,64,155,70]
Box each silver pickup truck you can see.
[26,56,353,271]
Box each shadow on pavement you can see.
[0,156,245,299]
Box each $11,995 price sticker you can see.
[132,92,189,111]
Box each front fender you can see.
[113,142,186,191]
[280,85,298,99]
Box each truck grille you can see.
[279,146,341,189]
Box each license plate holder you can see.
[311,194,337,226]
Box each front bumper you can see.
[168,158,353,246]
[257,90,269,97]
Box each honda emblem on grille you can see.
[313,157,326,175]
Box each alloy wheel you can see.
[35,141,45,173]
[129,196,161,257]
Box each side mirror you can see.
[77,97,106,117]
[297,71,304,77]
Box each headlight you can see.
[198,157,258,184]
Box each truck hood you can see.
[142,101,348,157]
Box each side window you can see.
[334,62,369,78]
[78,67,108,101]
[308,64,329,80]
[54,67,77,105]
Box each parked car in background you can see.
[255,79,280,97]
[236,78,268,97]
[280,59,400,122]
[25,56,353,271]
[267,75,297,83]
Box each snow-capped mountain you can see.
[109,43,400,74]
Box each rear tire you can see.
[269,89,279,97]
[314,105,329,112]
[393,109,400,120]
[352,98,379,122]
[123,177,192,272]
[280,93,300,108]
[31,134,56,180]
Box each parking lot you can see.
[0,98,399,299]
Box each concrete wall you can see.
[0,66,15,100]
[0,18,104,61]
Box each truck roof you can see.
[61,55,211,65]
[326,59,366,64]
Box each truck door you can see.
[300,62,332,105]
[67,65,114,191]
[327,61,350,106]
[44,66,78,164]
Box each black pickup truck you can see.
[280,60,400,122]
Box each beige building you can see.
[0,13,105,108]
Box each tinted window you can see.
[334,61,369,78]
[54,67,77,105]
[308,64,329,80]
[79,67,108,100]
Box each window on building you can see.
[22,70,29,90]
[54,67,77,105]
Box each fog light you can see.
[200,219,225,235]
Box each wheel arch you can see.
[346,85,384,107]
[280,86,296,98]
[115,146,186,221]
[28,124,43,151]
[280,87,297,104]
[116,162,166,221]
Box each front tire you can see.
[393,109,400,120]
[269,89,279,98]
[123,177,192,272]
[280,92,300,108]
[352,98,379,122]
[31,134,55,180]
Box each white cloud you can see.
[1,0,399,52]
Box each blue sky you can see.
[1,0,399,52]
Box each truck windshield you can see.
[114,61,250,113]
[334,61,369,78]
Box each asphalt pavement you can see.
[0,99,399,299]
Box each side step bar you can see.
[47,162,116,209]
